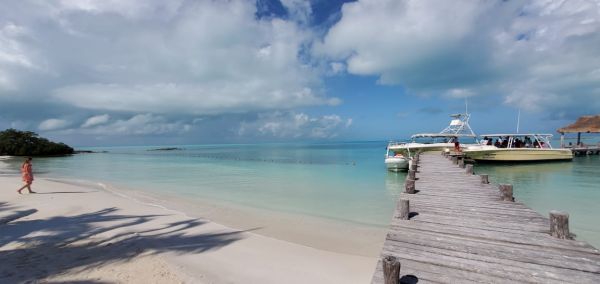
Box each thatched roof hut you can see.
[557,115,600,134]
[557,115,600,146]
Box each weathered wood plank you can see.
[372,152,600,284]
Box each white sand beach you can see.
[0,176,380,283]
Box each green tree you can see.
[0,129,74,156]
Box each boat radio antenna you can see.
[516,109,521,134]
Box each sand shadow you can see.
[35,191,97,194]
[0,205,247,282]
[0,209,37,225]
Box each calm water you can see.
[1,142,599,246]
[475,156,600,246]
[1,142,406,227]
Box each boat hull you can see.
[463,148,573,161]
[388,143,455,155]
[385,157,409,172]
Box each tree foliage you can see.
[0,129,74,156]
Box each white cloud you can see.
[239,111,352,139]
[280,0,313,25]
[1,0,338,114]
[79,114,190,135]
[317,0,600,116]
[81,114,110,128]
[53,83,338,115]
[39,118,70,131]
[0,22,39,91]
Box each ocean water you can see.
[475,156,600,247]
[2,141,599,247]
[1,142,406,228]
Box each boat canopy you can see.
[479,134,553,138]
[411,133,476,139]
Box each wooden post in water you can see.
[395,199,410,220]
[465,164,474,175]
[382,255,401,284]
[499,184,514,202]
[408,170,416,180]
[405,179,415,194]
[550,211,570,239]
[480,174,489,184]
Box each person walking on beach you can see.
[17,157,36,194]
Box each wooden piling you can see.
[382,255,400,284]
[451,156,458,164]
[404,179,415,194]
[408,170,416,180]
[409,163,417,171]
[458,159,465,168]
[465,164,474,175]
[480,174,489,184]
[499,184,514,202]
[395,199,410,220]
[550,211,570,239]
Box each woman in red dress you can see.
[17,157,36,194]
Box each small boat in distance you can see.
[384,147,409,172]
[463,134,573,162]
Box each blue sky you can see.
[1,0,599,146]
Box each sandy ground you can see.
[0,176,379,283]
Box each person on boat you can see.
[501,138,509,148]
[494,139,501,148]
[17,157,36,194]
[454,141,461,152]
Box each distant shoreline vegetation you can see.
[147,147,184,151]
[0,129,74,156]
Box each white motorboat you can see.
[387,113,478,156]
[385,144,410,171]
[463,134,573,162]
[385,154,410,172]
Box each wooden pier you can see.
[372,152,600,284]
[567,145,600,156]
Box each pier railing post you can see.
[395,199,410,220]
[458,159,465,168]
[451,156,458,164]
[550,211,570,239]
[499,184,514,202]
[382,255,401,284]
[408,170,416,180]
[480,174,489,184]
[409,163,418,171]
[405,179,415,194]
[465,164,474,175]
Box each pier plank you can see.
[372,152,600,284]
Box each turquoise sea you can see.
[1,141,599,247]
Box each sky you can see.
[1,0,599,146]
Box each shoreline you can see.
[0,175,379,283]
[94,180,389,257]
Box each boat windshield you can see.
[479,134,554,149]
